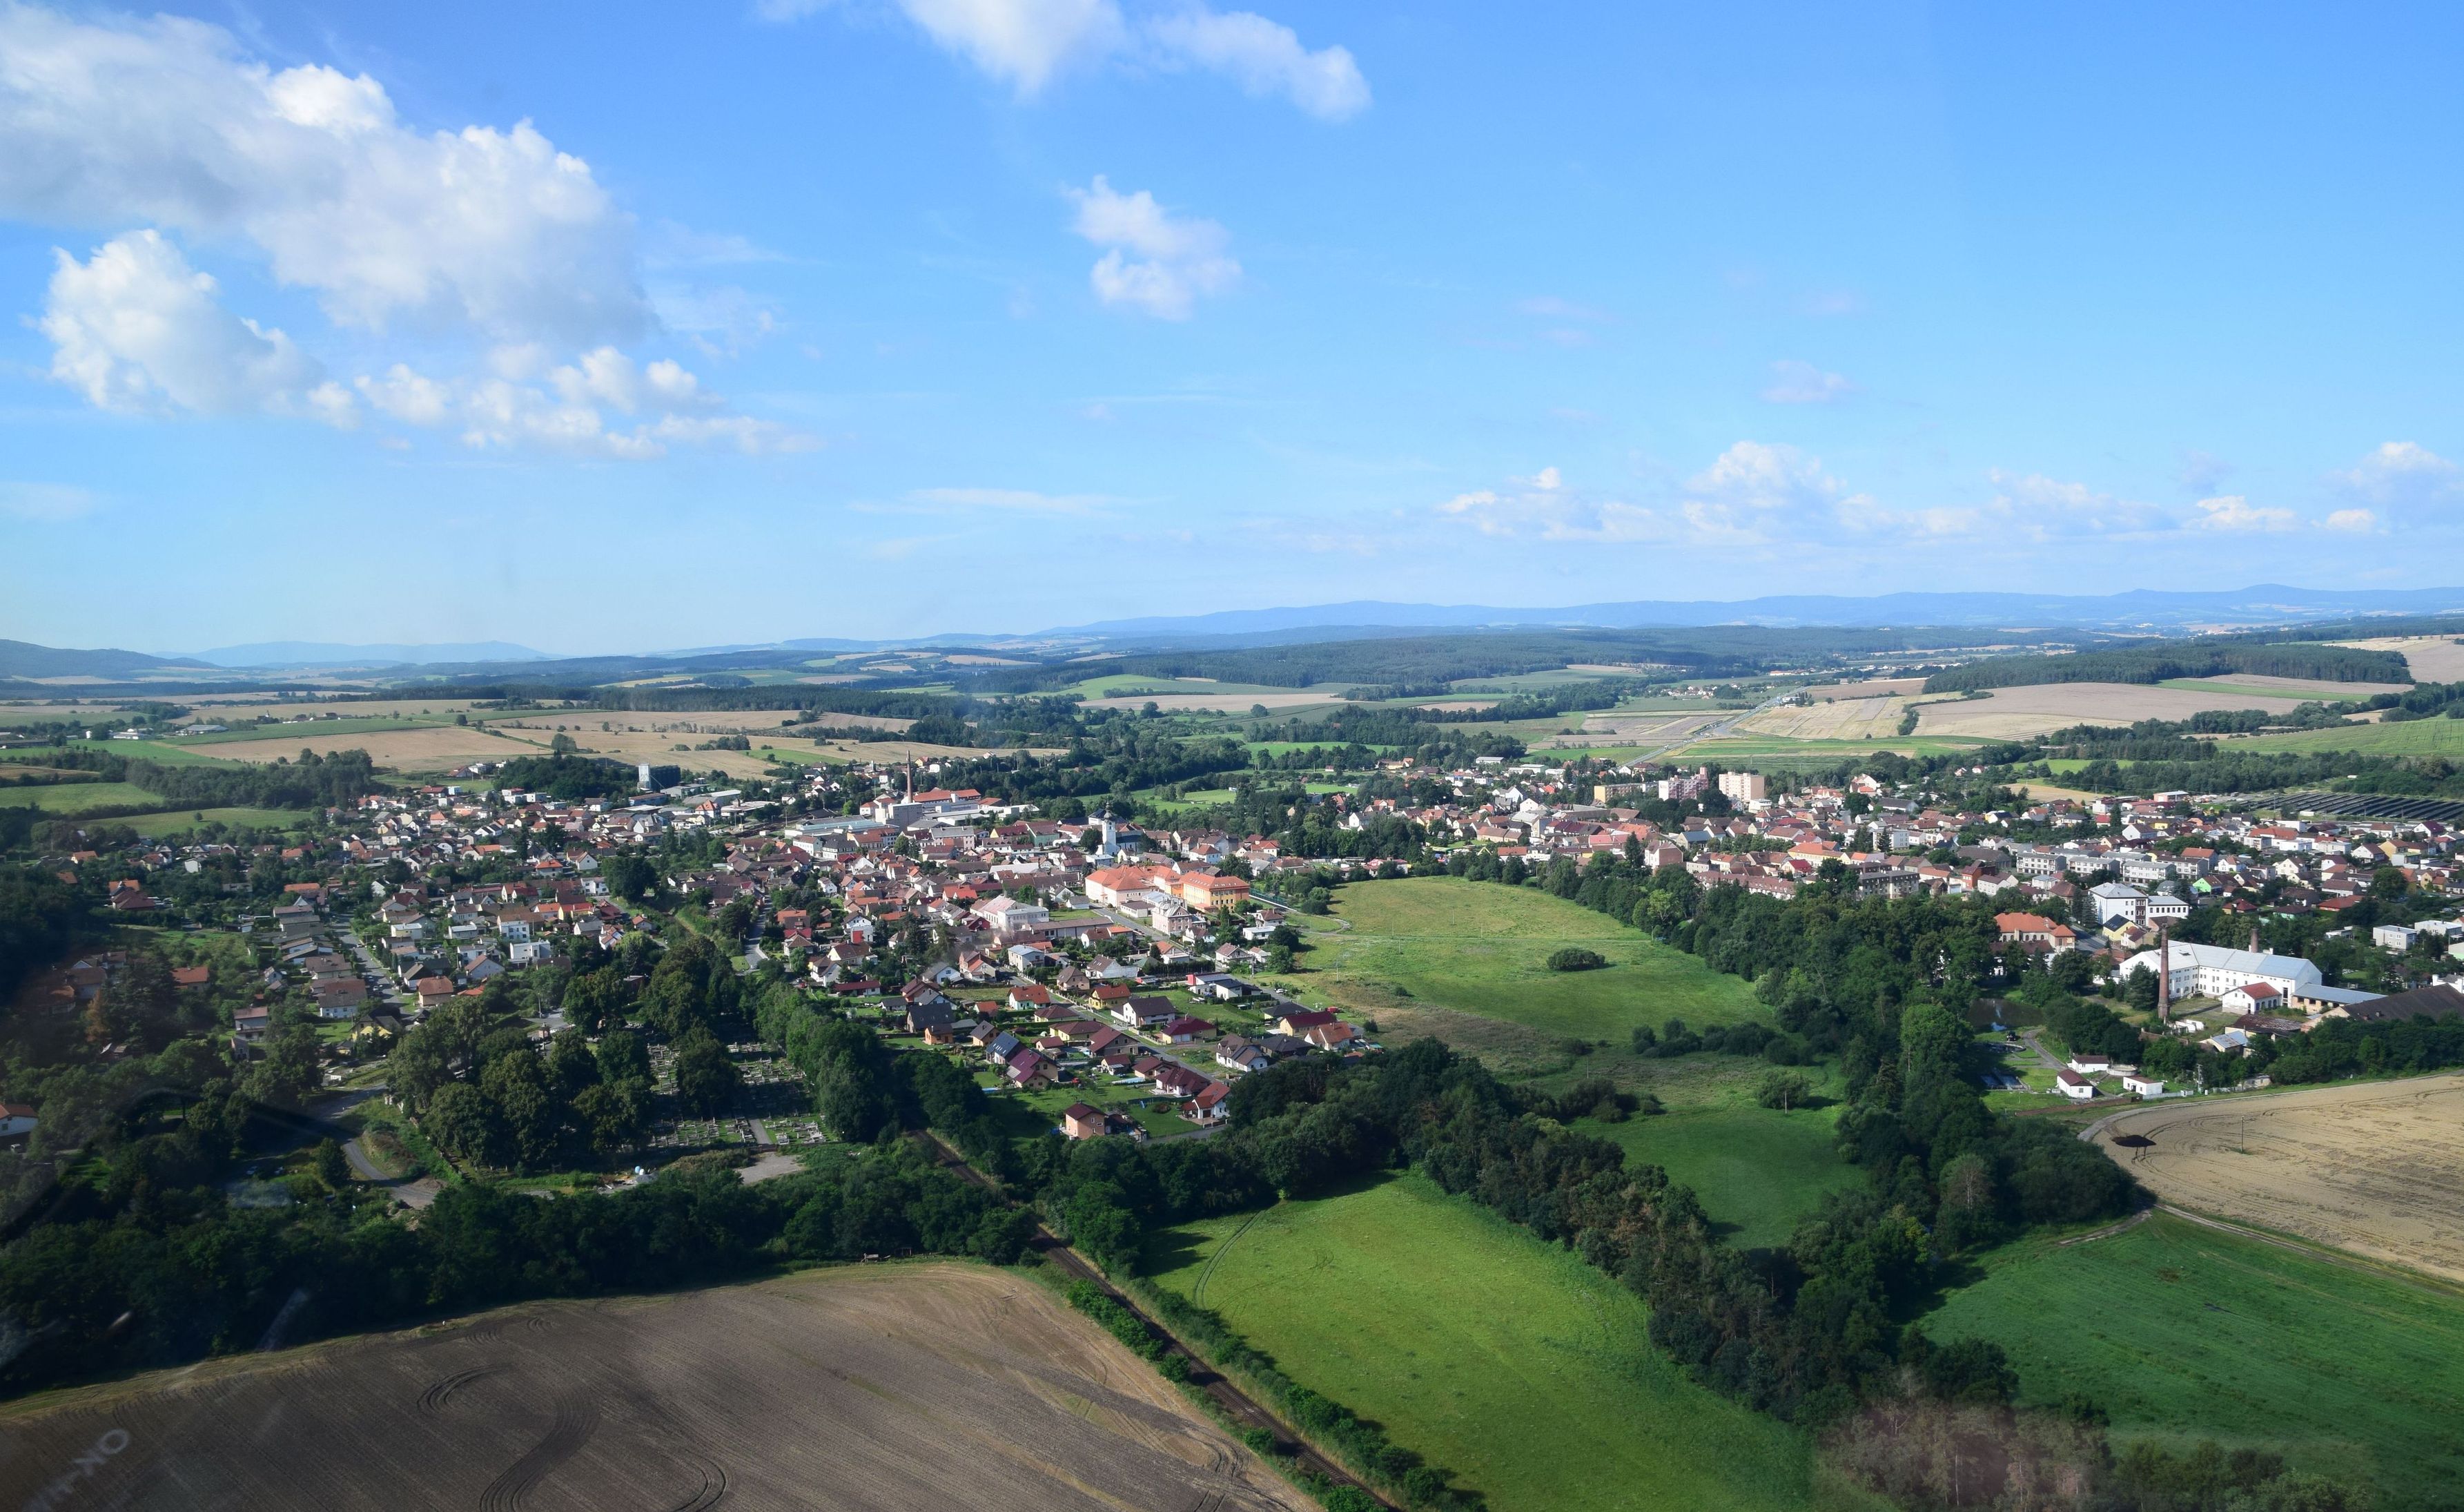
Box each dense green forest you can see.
[1924,637,2407,692]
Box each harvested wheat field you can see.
[1082,690,1338,714]
[0,1262,1306,1512]
[2333,636,2464,684]
[203,725,549,768]
[2092,1074,2464,1282]
[1562,710,1724,746]
[1915,682,2316,739]
[1737,697,1909,742]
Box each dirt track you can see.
[0,1264,1309,1512]
[2089,1074,2464,1283]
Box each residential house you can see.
[2053,1068,2096,1101]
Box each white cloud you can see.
[0,5,645,345]
[356,353,811,460]
[1678,441,1857,539]
[1066,176,1239,318]
[758,0,1365,117]
[0,481,97,521]
[1980,469,2168,539]
[1759,359,1857,405]
[2323,507,2379,534]
[895,0,1126,93]
[2334,441,2460,510]
[39,230,331,418]
[2188,494,2296,532]
[1144,7,1368,120]
[1435,468,1669,543]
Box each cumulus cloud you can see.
[1144,6,1368,119]
[1759,359,1857,405]
[1436,466,1669,543]
[759,0,1365,117]
[39,231,336,420]
[2187,494,2296,532]
[2323,507,2379,534]
[355,352,810,461]
[1677,441,1863,540]
[1066,176,1239,318]
[1979,469,2169,539]
[2334,441,2460,510]
[0,3,645,345]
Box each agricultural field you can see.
[2225,717,2464,757]
[2089,1073,2464,1282]
[1734,696,1913,742]
[197,724,546,770]
[1556,710,1725,748]
[1144,1173,1846,1512]
[173,716,447,745]
[0,1263,1300,1512]
[1271,878,1763,1079]
[1671,735,1985,764]
[1577,1091,1860,1250]
[2332,634,2464,684]
[122,807,310,837]
[0,780,174,813]
[1914,682,2320,739]
[1925,1210,2464,1506]
[2155,674,2407,701]
[59,738,249,767]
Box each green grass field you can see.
[1926,1212,2464,1506]
[61,738,248,766]
[1577,1098,1860,1249]
[1145,1172,1854,1512]
[0,780,173,813]
[122,806,309,836]
[170,716,445,745]
[2223,717,2464,757]
[1293,878,1763,1045]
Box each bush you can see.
[1545,947,1605,972]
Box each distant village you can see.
[50,746,2464,1147]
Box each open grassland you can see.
[121,806,309,836]
[1577,1095,1860,1250]
[175,716,447,745]
[2090,1073,2464,1282]
[61,739,248,767]
[1926,1210,2464,1506]
[1146,1173,1851,1512]
[0,1262,1302,1512]
[2333,635,2464,684]
[1670,735,1985,762]
[1560,710,1725,748]
[1915,681,2324,739]
[0,780,175,814]
[2223,717,2464,756]
[182,697,493,721]
[1292,879,1762,1059]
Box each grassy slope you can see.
[1146,1172,1854,1512]
[1293,877,1761,1042]
[1926,1212,2464,1506]
[1578,1097,1861,1250]
[123,806,309,836]
[2225,718,2464,757]
[60,738,249,767]
[0,780,176,813]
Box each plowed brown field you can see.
[2091,1073,2464,1282]
[0,1263,1307,1512]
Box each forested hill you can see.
[1923,637,2409,693]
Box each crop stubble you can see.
[0,1262,1307,1512]
[2091,1073,2464,1282]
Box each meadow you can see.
[2225,717,2464,757]
[122,806,309,837]
[1925,1211,2464,1507]
[1576,1096,1860,1250]
[1289,877,1762,1049]
[0,780,176,814]
[1144,1172,1854,1512]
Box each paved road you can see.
[917,1132,1398,1511]
[337,929,407,1011]
[342,1135,442,1208]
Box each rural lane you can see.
[918,1133,1399,1511]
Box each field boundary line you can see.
[2055,1208,2154,1247]
[2153,1204,2464,1299]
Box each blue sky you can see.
[2,0,2461,653]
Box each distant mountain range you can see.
[0,639,212,679]
[186,641,548,668]
[1053,585,2464,641]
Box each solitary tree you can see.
[1756,1069,1813,1111]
